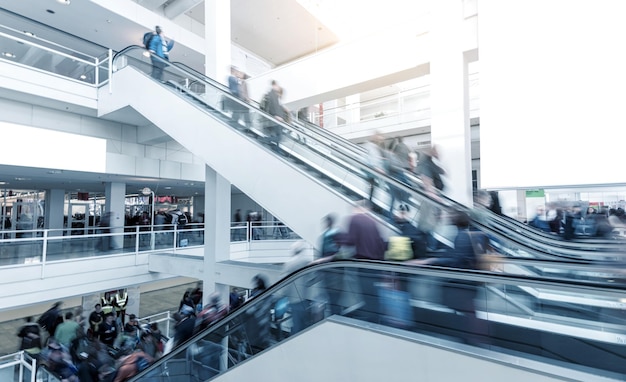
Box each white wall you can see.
[480,0,626,189]
[0,95,205,183]
[215,319,600,382]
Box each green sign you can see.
[525,190,545,197]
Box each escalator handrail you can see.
[170,60,368,156]
[129,259,626,381]
[112,46,626,263]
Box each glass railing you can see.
[0,221,302,269]
[0,13,110,85]
[128,260,626,381]
[0,351,37,382]
[111,46,626,264]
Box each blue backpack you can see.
[143,32,155,50]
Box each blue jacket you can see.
[430,229,480,270]
[148,34,174,59]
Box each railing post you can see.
[173,225,178,252]
[108,48,113,94]
[41,230,48,279]
[135,226,140,261]
[30,354,36,382]
[94,56,99,85]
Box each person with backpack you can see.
[261,80,285,151]
[38,301,63,338]
[145,26,174,81]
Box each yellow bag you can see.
[384,236,413,261]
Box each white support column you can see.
[204,0,231,84]
[429,0,473,206]
[203,165,231,306]
[104,182,126,249]
[44,189,65,237]
[345,94,361,125]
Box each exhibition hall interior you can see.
[0,1,625,381]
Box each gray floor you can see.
[0,282,196,356]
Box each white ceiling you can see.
[0,0,337,197]
[0,0,339,71]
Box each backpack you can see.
[259,92,270,112]
[143,32,155,50]
[169,210,188,227]
[135,355,150,373]
[321,230,339,257]
[384,236,413,261]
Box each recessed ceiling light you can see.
[47,170,63,174]
[80,74,87,80]
[15,177,31,181]
[57,0,71,5]
[2,52,16,58]
[0,181,7,185]
[164,186,172,190]
[23,31,36,37]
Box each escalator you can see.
[100,47,626,264]
[172,59,626,261]
[122,260,626,381]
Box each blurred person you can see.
[113,289,129,326]
[40,338,79,382]
[151,322,166,349]
[238,70,252,127]
[113,349,154,382]
[178,288,196,313]
[363,132,388,208]
[563,204,583,240]
[227,66,249,128]
[410,211,487,344]
[99,313,118,349]
[147,25,174,81]
[280,241,313,334]
[137,330,159,359]
[250,273,268,298]
[262,80,286,151]
[416,146,445,250]
[154,211,167,245]
[319,213,340,259]
[173,305,196,347]
[38,301,63,338]
[470,190,492,226]
[529,205,551,232]
[242,283,273,354]
[394,205,426,259]
[17,316,41,352]
[335,200,386,260]
[416,145,445,194]
[377,137,410,218]
[335,200,386,321]
[195,292,228,334]
[54,312,81,349]
[546,202,562,234]
[608,208,626,236]
[594,208,614,238]
[316,213,344,315]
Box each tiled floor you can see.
[0,282,196,356]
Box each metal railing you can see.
[0,222,302,270]
[0,351,37,382]
[0,11,111,85]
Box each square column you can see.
[429,0,472,206]
[44,189,65,236]
[104,182,126,249]
[205,0,231,83]
[203,165,231,305]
